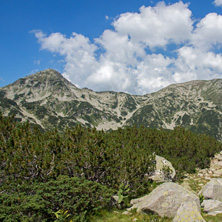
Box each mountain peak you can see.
[5,69,77,91]
[30,69,65,81]
[1,69,222,140]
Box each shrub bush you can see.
[1,113,222,221]
[0,175,114,222]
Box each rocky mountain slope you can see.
[0,69,222,140]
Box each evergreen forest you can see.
[1,113,222,221]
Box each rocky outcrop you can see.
[199,178,222,215]
[149,155,176,182]
[198,151,222,179]
[201,199,222,216]
[209,151,222,177]
[130,182,200,218]
[129,152,222,220]
[183,151,222,193]
[173,201,205,222]
[199,178,222,201]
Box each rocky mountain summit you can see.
[0,69,222,140]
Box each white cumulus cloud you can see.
[214,0,222,7]
[192,13,222,50]
[113,1,193,48]
[35,31,99,86]
[34,1,222,94]
[174,46,222,82]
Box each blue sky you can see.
[1,0,222,94]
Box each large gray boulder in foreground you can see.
[173,201,206,222]
[199,178,222,201]
[149,155,176,182]
[130,182,200,218]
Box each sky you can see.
[1,0,222,95]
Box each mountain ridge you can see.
[0,69,222,140]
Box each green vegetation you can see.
[203,213,222,222]
[124,95,137,112]
[190,109,220,138]
[127,105,162,128]
[90,209,171,222]
[108,125,222,178]
[0,175,113,222]
[111,96,118,109]
[117,184,130,209]
[181,113,191,126]
[1,113,222,221]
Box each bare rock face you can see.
[173,201,206,222]
[1,69,222,140]
[149,155,176,182]
[130,182,200,218]
[199,178,222,201]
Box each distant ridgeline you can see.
[0,69,222,140]
[0,113,222,221]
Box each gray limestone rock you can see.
[173,201,205,222]
[149,155,176,182]
[201,199,222,216]
[130,182,200,218]
[199,178,222,201]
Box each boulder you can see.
[130,182,200,218]
[201,199,222,216]
[199,178,222,201]
[149,155,176,182]
[173,201,206,222]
